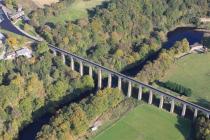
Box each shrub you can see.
[195,116,210,140]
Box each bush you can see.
[195,116,210,140]
[159,81,192,97]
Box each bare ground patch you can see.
[31,0,59,8]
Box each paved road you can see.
[0,5,42,41]
[0,7,26,36]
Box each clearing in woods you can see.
[46,0,108,23]
[19,0,107,22]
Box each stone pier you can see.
[71,57,74,71]
[127,81,132,97]
[181,104,187,117]
[79,61,83,76]
[98,68,102,89]
[46,45,210,120]
[207,113,210,119]
[118,77,122,90]
[194,109,198,119]
[53,49,57,56]
[62,54,66,64]
[108,73,112,88]
[89,65,93,77]
[138,85,142,100]
[148,90,153,104]
[159,95,164,109]
[170,99,175,113]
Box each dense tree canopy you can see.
[36,88,124,140]
[1,0,209,139]
[30,0,208,71]
[137,39,190,83]
[0,42,95,140]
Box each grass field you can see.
[47,0,108,23]
[163,53,210,107]
[92,104,191,140]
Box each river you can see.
[16,27,207,140]
[121,27,205,76]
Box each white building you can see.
[10,11,24,20]
[190,43,204,53]
[5,47,32,60]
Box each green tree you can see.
[47,80,69,101]
[69,104,88,135]
[35,42,49,55]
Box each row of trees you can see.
[137,39,190,83]
[0,42,94,140]
[36,88,124,140]
[28,0,209,71]
[158,81,192,97]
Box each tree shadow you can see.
[87,1,109,19]
[120,49,161,77]
[175,116,194,140]
[193,98,210,110]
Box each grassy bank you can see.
[163,53,210,107]
[92,104,191,140]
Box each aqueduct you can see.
[49,44,210,120]
[1,4,210,120]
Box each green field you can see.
[47,0,108,23]
[163,53,210,107]
[92,104,191,140]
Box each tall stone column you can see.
[138,85,142,100]
[62,53,66,64]
[194,108,198,119]
[118,77,122,90]
[181,104,187,117]
[53,49,57,56]
[170,99,175,113]
[98,68,102,89]
[79,61,83,76]
[108,73,112,88]
[127,81,132,97]
[206,113,210,119]
[89,65,93,77]
[71,57,74,71]
[159,95,164,109]
[148,90,153,104]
